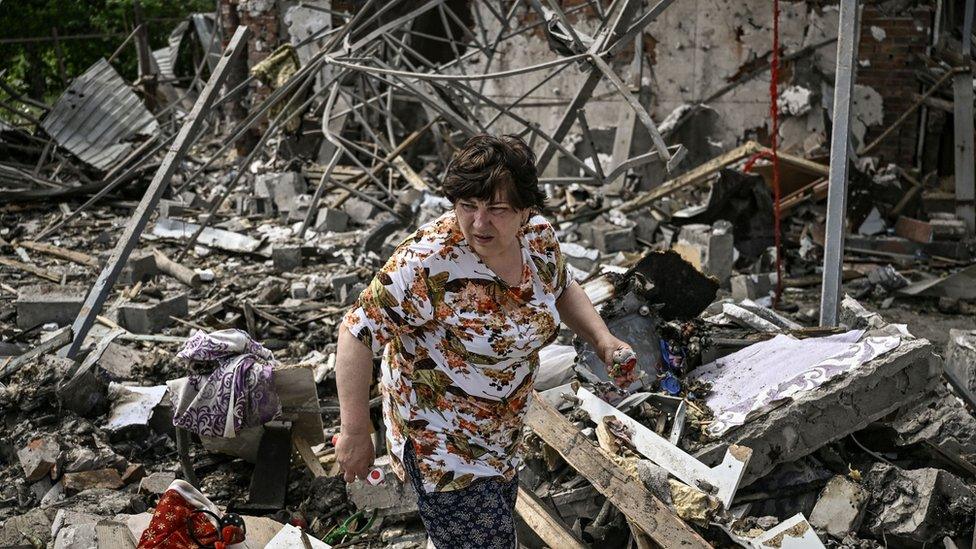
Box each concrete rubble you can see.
[1,1,976,548]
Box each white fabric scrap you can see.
[691,331,901,437]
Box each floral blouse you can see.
[343,210,569,493]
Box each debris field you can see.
[2,0,976,547]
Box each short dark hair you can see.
[442,134,545,211]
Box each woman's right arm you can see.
[335,323,376,482]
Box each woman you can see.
[335,134,634,548]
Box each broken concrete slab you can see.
[899,264,976,300]
[694,336,939,487]
[944,329,976,402]
[14,285,87,329]
[18,436,61,482]
[0,508,55,547]
[118,292,188,334]
[808,475,869,539]
[863,463,975,545]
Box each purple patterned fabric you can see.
[170,329,281,437]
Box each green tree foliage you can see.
[0,0,213,124]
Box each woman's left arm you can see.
[555,279,631,363]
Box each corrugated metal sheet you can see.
[40,58,158,171]
[152,20,188,80]
[152,14,218,81]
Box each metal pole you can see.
[61,27,250,359]
[819,0,860,327]
[954,0,976,234]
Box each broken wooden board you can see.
[523,392,712,548]
[515,485,587,549]
[576,387,751,508]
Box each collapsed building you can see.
[2,0,976,547]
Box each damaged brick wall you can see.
[857,5,931,167]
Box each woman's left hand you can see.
[598,337,639,388]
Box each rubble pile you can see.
[3,1,976,547]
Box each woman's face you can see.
[455,195,527,259]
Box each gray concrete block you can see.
[255,172,307,213]
[343,196,380,226]
[695,338,940,487]
[592,223,636,253]
[634,214,660,243]
[14,285,87,329]
[118,293,188,334]
[315,207,350,233]
[272,246,303,272]
[117,251,158,286]
[730,273,777,301]
[674,222,733,285]
[808,475,869,539]
[331,272,360,298]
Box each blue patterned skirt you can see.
[403,440,519,549]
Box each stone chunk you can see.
[138,471,176,495]
[118,293,188,334]
[14,285,86,329]
[18,437,61,482]
[62,469,124,493]
[863,463,975,545]
[808,475,869,538]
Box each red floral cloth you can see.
[138,480,222,548]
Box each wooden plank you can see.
[515,485,587,549]
[62,26,250,359]
[0,326,72,380]
[620,141,761,213]
[0,256,61,282]
[523,393,712,548]
[293,435,328,478]
[17,240,100,268]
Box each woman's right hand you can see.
[336,432,375,483]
